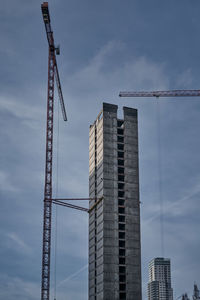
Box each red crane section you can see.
[42,2,67,121]
[41,3,67,300]
[119,89,200,98]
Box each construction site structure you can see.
[89,103,142,300]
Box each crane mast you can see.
[41,3,67,300]
[119,89,200,98]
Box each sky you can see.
[1,0,200,299]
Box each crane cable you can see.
[156,98,165,257]
[54,96,60,300]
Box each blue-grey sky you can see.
[1,0,200,299]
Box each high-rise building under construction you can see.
[89,103,142,300]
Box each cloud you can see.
[57,264,88,288]
[0,274,39,300]
[176,68,194,88]
[0,95,44,123]
[142,179,200,227]
[66,40,169,100]
[0,170,19,193]
[6,232,33,255]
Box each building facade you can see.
[193,284,200,300]
[148,258,173,300]
[182,294,190,300]
[89,103,142,300]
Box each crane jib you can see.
[119,90,200,98]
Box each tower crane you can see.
[41,2,67,300]
[40,3,104,300]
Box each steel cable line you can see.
[156,99,164,257]
[53,96,60,300]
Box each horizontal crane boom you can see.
[119,90,200,98]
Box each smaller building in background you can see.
[148,257,173,300]
[182,294,190,300]
[177,283,200,300]
[193,283,200,300]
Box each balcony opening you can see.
[118,207,125,214]
[118,191,125,198]
[119,231,125,239]
[118,167,124,174]
[118,215,125,222]
[118,199,125,206]
[119,257,126,265]
[118,159,124,166]
[119,223,125,230]
[118,151,124,158]
[118,183,124,190]
[119,249,125,256]
[119,274,126,282]
[119,266,126,274]
[118,136,124,143]
[119,240,125,248]
[118,144,124,151]
[117,120,124,128]
[119,283,126,291]
[117,128,124,135]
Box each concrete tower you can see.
[148,258,173,300]
[89,103,142,300]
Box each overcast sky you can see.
[1,0,200,299]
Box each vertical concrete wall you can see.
[89,109,104,299]
[123,107,142,300]
[102,103,119,299]
[89,103,142,300]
